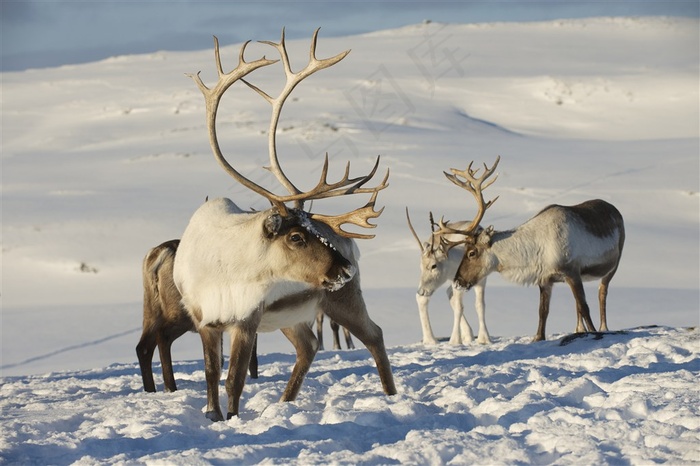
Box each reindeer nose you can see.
[340,264,356,283]
[323,263,356,292]
[454,278,472,291]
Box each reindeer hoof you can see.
[477,335,492,345]
[226,412,237,420]
[206,410,224,422]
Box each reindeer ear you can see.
[263,213,283,238]
[478,226,495,245]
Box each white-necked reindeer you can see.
[136,239,349,393]
[405,209,490,345]
[173,29,396,421]
[442,156,625,342]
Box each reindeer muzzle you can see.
[323,263,356,292]
[453,278,473,291]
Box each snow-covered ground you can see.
[2,16,698,465]
[2,326,697,464]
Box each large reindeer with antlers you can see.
[173,29,396,421]
[136,238,348,393]
[440,156,625,342]
[405,209,490,346]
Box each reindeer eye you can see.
[290,232,305,244]
[467,249,477,259]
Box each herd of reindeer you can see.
[135,29,626,422]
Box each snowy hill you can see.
[1,326,697,464]
[1,17,699,464]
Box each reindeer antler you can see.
[443,156,501,235]
[192,28,388,239]
[247,28,389,237]
[428,215,472,250]
[242,28,351,203]
[188,38,279,200]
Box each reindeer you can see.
[405,209,490,345]
[440,156,625,342]
[136,239,258,393]
[137,239,193,393]
[173,29,396,421]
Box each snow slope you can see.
[1,17,699,465]
[2,327,698,465]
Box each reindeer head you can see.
[261,208,355,291]
[188,29,388,292]
[453,225,496,290]
[406,208,468,296]
[433,156,501,291]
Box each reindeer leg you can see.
[535,283,553,342]
[330,319,342,350]
[225,317,260,419]
[158,324,192,392]
[136,328,158,393]
[157,335,178,392]
[448,283,473,345]
[199,326,224,422]
[473,278,491,344]
[316,312,325,351]
[565,275,597,334]
[342,326,355,349]
[416,293,439,345]
[248,334,259,379]
[598,282,609,332]
[280,323,319,402]
[339,316,397,396]
[598,273,616,332]
[324,279,397,396]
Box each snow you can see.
[2,15,699,465]
[2,327,698,464]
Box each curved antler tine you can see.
[419,215,469,251]
[440,235,467,251]
[248,28,354,201]
[310,190,384,239]
[427,212,439,250]
[444,155,500,234]
[428,212,437,232]
[467,160,476,175]
[189,36,285,213]
[309,27,321,60]
[349,155,381,192]
[213,36,224,77]
[433,217,465,237]
[260,28,293,76]
[405,207,424,252]
[186,70,207,93]
[309,27,352,71]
